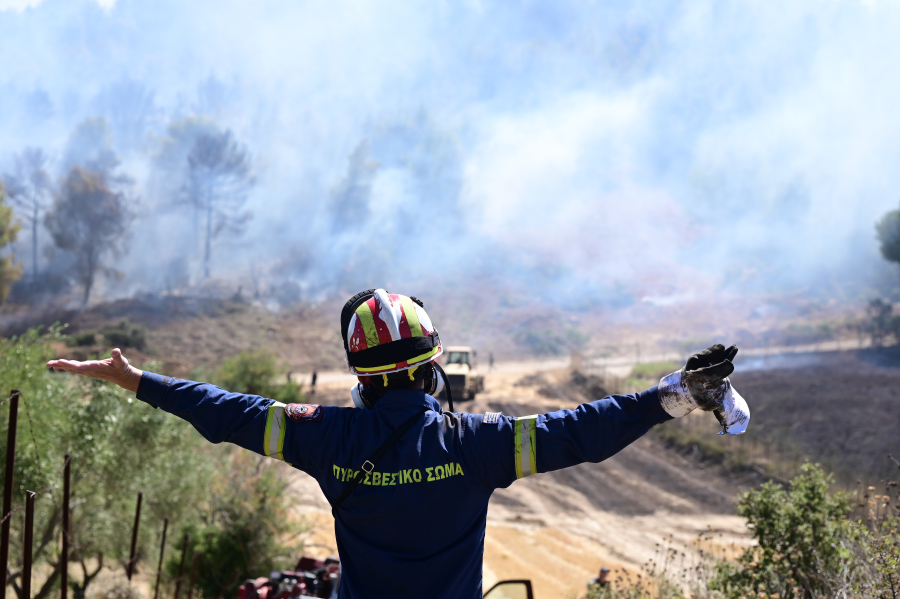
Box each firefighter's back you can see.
[308,390,504,599]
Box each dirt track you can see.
[286,367,752,599]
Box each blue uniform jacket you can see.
[136,372,671,599]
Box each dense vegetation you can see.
[0,328,304,599]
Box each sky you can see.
[1,0,899,310]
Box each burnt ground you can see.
[729,348,900,485]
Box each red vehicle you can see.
[237,557,533,599]
[238,556,341,599]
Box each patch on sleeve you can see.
[483,411,501,424]
[285,403,323,423]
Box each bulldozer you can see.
[441,346,485,401]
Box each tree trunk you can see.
[31,559,62,599]
[204,190,212,280]
[82,251,95,306]
[70,554,103,599]
[31,204,38,283]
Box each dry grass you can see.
[35,296,344,378]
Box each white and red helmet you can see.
[340,289,443,376]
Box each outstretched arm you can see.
[47,349,332,474]
[47,348,144,393]
[459,343,749,490]
[47,349,267,448]
[460,386,672,490]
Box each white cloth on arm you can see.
[658,370,750,435]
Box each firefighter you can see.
[47,288,749,599]
[588,566,610,592]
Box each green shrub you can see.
[66,330,97,347]
[214,348,304,402]
[272,380,304,404]
[99,320,147,350]
[216,348,278,395]
[1,327,210,599]
[1,328,307,599]
[624,361,680,392]
[166,452,304,599]
[629,361,679,380]
[709,463,852,598]
[844,514,900,598]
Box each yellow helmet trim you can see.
[352,346,441,374]
[399,296,424,338]
[355,301,380,348]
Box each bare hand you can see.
[47,348,144,394]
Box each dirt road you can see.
[289,366,752,599]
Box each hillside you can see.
[5,296,346,378]
[11,296,900,597]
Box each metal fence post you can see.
[61,455,71,599]
[23,490,36,599]
[153,518,168,599]
[0,390,21,599]
[127,492,142,581]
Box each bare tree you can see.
[45,167,131,305]
[2,147,53,282]
[184,130,254,279]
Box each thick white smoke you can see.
[1,0,899,309]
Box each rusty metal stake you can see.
[0,390,20,599]
[61,455,70,599]
[185,554,199,599]
[173,533,189,599]
[127,491,142,581]
[23,490,36,599]
[153,518,168,599]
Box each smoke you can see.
[1,0,900,310]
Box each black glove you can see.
[683,344,738,412]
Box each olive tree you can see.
[44,167,131,305]
[1,330,306,599]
